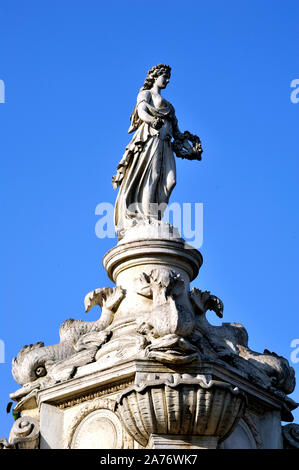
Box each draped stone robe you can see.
[113,90,177,239]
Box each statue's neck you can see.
[151,84,161,95]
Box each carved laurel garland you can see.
[66,397,116,448]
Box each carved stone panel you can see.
[219,419,258,449]
[71,409,123,449]
[66,398,133,449]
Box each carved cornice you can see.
[57,380,134,409]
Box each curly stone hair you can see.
[141,64,171,90]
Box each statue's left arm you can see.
[170,105,203,161]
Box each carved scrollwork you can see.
[282,423,299,449]
[0,416,40,449]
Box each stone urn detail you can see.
[116,374,246,448]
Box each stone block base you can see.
[148,434,218,449]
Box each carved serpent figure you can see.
[12,287,125,393]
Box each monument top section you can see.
[112,64,202,241]
[2,64,298,450]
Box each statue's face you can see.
[155,73,170,89]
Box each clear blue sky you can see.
[1,0,298,439]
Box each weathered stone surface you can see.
[2,64,297,449]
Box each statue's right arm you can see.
[136,91,156,125]
[137,91,155,124]
[136,91,164,130]
[137,102,156,124]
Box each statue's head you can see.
[142,64,171,90]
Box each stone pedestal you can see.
[4,236,298,449]
[9,359,293,449]
[103,238,203,284]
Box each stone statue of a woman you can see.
[112,64,202,240]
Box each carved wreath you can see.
[172,131,203,161]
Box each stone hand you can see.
[152,117,164,130]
